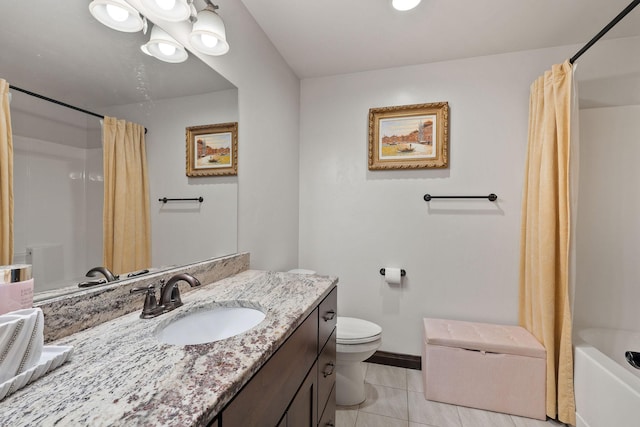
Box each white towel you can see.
[0,308,44,383]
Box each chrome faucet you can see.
[86,266,118,282]
[130,273,201,319]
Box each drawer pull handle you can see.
[325,421,335,427]
[323,310,336,321]
[322,362,335,377]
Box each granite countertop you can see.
[0,270,338,427]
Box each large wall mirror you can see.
[0,1,239,298]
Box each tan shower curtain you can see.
[519,60,576,425]
[0,79,13,265]
[102,116,150,274]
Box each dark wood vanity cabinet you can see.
[217,286,337,427]
[317,287,337,427]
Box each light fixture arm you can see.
[190,0,219,24]
[203,0,219,12]
[187,0,197,23]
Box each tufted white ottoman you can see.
[422,318,546,420]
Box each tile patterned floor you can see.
[336,363,567,427]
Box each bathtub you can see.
[574,328,640,427]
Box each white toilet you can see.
[287,269,383,406]
[335,316,382,406]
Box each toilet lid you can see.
[337,317,382,344]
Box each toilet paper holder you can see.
[379,268,406,277]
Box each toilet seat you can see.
[337,317,382,345]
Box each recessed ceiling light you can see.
[392,0,421,11]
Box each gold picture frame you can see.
[368,102,449,170]
[186,122,238,177]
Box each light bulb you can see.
[158,43,176,56]
[106,3,129,22]
[392,0,421,11]
[155,0,176,11]
[201,34,219,48]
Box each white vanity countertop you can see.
[0,270,338,427]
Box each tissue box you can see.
[0,265,34,315]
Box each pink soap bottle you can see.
[0,264,34,315]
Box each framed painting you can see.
[186,122,238,177]
[368,102,449,170]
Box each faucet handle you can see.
[130,284,160,319]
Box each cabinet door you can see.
[222,309,318,427]
[286,362,318,427]
[318,385,336,427]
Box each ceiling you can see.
[1,1,638,111]
[0,1,235,111]
[239,0,640,78]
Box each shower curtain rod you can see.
[9,85,147,134]
[10,85,103,119]
[570,0,640,64]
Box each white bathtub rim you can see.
[575,328,640,396]
[575,411,591,427]
[576,412,591,427]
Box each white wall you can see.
[200,0,301,272]
[9,92,96,149]
[85,147,104,270]
[10,94,102,290]
[574,105,640,331]
[129,0,302,271]
[299,46,575,355]
[107,89,239,268]
[12,136,88,288]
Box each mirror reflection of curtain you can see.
[0,79,13,265]
[102,116,150,274]
[519,60,576,425]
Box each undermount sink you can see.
[155,304,266,345]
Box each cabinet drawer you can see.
[317,328,336,415]
[318,287,337,351]
[222,308,318,427]
[318,385,336,427]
